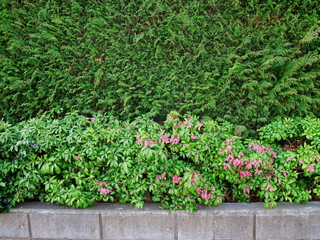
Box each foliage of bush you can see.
[0,0,319,126]
[0,112,319,213]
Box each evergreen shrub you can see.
[0,112,319,213]
[0,0,319,126]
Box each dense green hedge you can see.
[1,0,319,126]
[0,112,319,213]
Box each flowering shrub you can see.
[0,112,319,213]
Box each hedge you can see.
[0,0,319,126]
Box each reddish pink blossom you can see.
[266,185,273,192]
[156,172,167,180]
[191,135,198,139]
[197,123,203,128]
[170,135,180,145]
[225,138,236,146]
[238,170,252,179]
[233,158,244,168]
[223,163,232,170]
[159,133,170,144]
[245,161,253,169]
[183,143,189,146]
[243,187,250,195]
[252,159,261,168]
[184,121,192,128]
[75,154,81,159]
[172,175,182,184]
[197,173,203,179]
[100,188,112,194]
[226,154,235,162]
[90,118,96,122]
[249,142,266,154]
[279,170,287,176]
[144,140,154,147]
[254,169,261,175]
[266,147,277,158]
[190,176,197,185]
[286,156,294,161]
[197,187,212,200]
[306,164,315,172]
[201,192,212,200]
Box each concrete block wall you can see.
[0,202,319,240]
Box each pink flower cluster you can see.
[221,139,281,184]
[170,135,180,145]
[306,164,315,172]
[95,181,112,195]
[196,187,213,200]
[159,133,170,144]
[238,170,252,179]
[184,121,192,128]
[156,172,167,180]
[172,175,182,184]
[243,187,250,195]
[190,172,203,185]
[134,134,157,147]
[265,184,273,192]
[249,142,277,158]
[159,133,180,145]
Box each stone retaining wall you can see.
[0,202,319,240]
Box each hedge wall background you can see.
[0,0,319,127]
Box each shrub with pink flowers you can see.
[0,112,319,213]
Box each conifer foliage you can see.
[0,0,319,126]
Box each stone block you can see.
[214,214,254,240]
[102,214,174,240]
[256,213,320,240]
[0,213,29,238]
[30,213,100,239]
[176,214,214,240]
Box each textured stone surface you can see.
[0,213,29,238]
[214,214,254,240]
[30,213,100,239]
[102,214,174,240]
[3,202,320,240]
[256,213,320,240]
[176,214,214,240]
